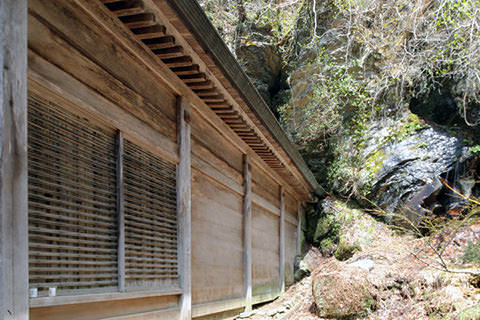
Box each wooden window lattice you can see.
[28,94,179,298]
[28,94,118,296]
[123,140,179,289]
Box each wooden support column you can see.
[177,96,191,320]
[0,0,28,318]
[279,187,285,293]
[296,204,303,256]
[116,131,125,291]
[242,155,252,312]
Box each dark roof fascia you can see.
[166,0,324,196]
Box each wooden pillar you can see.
[177,96,191,320]
[116,131,126,292]
[296,204,303,256]
[242,155,252,312]
[0,0,28,318]
[279,187,285,293]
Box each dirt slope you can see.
[237,204,480,320]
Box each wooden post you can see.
[177,96,191,320]
[242,155,252,312]
[0,0,28,318]
[116,131,126,292]
[296,204,303,256]
[279,187,285,293]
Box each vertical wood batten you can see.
[177,96,192,320]
[296,204,303,256]
[0,0,28,318]
[279,187,285,293]
[116,130,125,292]
[242,155,252,312]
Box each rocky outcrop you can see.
[235,23,284,107]
[358,124,469,218]
[281,0,479,219]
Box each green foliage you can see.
[462,241,480,265]
[468,145,480,155]
[198,0,306,50]
[281,53,375,143]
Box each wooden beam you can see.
[162,56,193,68]
[297,204,303,256]
[116,131,125,292]
[225,120,245,125]
[172,65,200,75]
[153,46,184,59]
[242,155,252,312]
[29,287,182,308]
[131,25,166,40]
[195,90,220,98]
[0,0,28,318]
[177,96,191,320]
[179,73,206,83]
[106,0,145,17]
[187,80,213,90]
[202,97,224,103]
[218,114,242,121]
[144,36,176,49]
[119,13,156,28]
[279,187,285,293]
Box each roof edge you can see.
[166,0,324,196]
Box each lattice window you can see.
[123,140,179,290]
[28,94,118,297]
[28,93,180,299]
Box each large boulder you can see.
[357,123,469,218]
[312,261,376,318]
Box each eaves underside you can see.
[99,0,323,196]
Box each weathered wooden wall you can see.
[252,205,280,297]
[25,0,303,319]
[191,172,244,303]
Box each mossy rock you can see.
[334,240,361,261]
[313,217,334,244]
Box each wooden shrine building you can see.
[0,0,322,319]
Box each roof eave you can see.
[165,0,324,196]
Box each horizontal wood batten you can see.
[102,307,180,320]
[29,287,182,308]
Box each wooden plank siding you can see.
[191,171,244,304]
[251,204,280,297]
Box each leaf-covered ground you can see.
[236,202,480,320]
